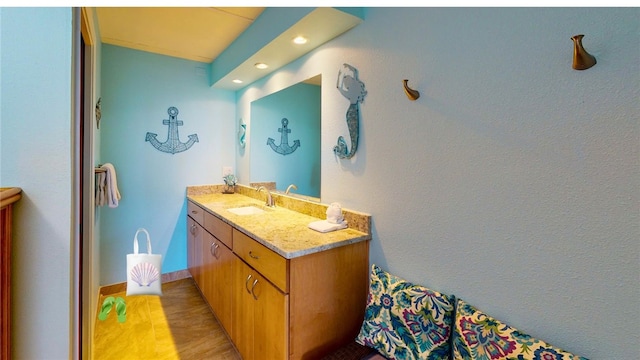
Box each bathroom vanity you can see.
[186,185,371,360]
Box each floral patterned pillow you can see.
[355,264,455,359]
[452,298,588,360]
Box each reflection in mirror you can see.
[250,75,321,199]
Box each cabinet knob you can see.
[245,274,253,294]
[249,251,259,260]
[190,224,197,234]
[210,242,219,258]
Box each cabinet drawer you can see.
[233,229,288,292]
[204,211,232,248]
[187,201,204,225]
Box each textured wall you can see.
[99,45,235,284]
[237,8,639,358]
[0,8,73,359]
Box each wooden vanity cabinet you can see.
[187,199,370,359]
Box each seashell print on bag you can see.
[127,228,162,296]
[130,262,160,287]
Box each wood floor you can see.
[93,277,241,360]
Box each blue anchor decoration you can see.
[267,118,300,155]
[334,63,367,159]
[145,106,198,154]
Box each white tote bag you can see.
[126,228,163,296]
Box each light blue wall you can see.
[1,7,638,359]
[99,44,235,285]
[250,82,321,197]
[237,7,639,359]
[0,7,73,359]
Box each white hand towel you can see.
[101,163,121,208]
[95,172,106,206]
[308,220,348,233]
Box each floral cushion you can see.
[452,298,588,360]
[355,264,455,359]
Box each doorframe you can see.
[73,7,98,360]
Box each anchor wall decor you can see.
[267,118,300,155]
[145,106,198,154]
[334,63,367,159]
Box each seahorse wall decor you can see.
[334,63,367,159]
[145,106,199,154]
[238,118,247,149]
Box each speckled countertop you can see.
[187,187,371,259]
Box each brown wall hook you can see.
[571,34,596,70]
[402,79,420,101]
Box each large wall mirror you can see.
[250,75,321,200]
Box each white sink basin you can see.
[227,206,265,216]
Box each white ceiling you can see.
[96,7,265,63]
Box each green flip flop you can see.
[115,297,127,323]
[98,296,115,321]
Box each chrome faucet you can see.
[285,184,298,195]
[256,186,274,207]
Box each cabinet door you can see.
[233,257,255,360]
[201,231,214,305]
[194,224,205,290]
[187,216,196,274]
[202,231,234,332]
[233,257,288,360]
[187,216,203,285]
[213,240,234,334]
[253,269,288,360]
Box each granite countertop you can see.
[187,192,371,259]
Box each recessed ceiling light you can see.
[232,79,243,84]
[293,36,308,44]
[254,63,269,69]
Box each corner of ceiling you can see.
[210,7,365,91]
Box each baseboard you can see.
[99,269,192,296]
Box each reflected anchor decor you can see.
[334,63,367,159]
[267,118,300,155]
[146,106,198,154]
